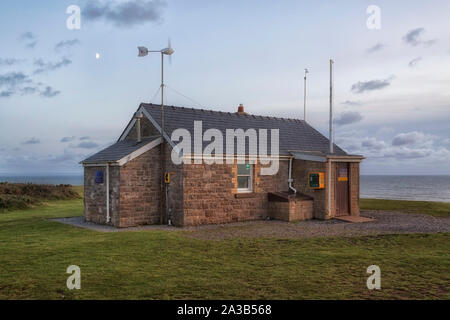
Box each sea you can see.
[0,175,449,203]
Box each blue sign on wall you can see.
[95,170,104,184]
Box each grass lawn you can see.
[361,198,450,218]
[0,190,448,300]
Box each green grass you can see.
[0,183,81,212]
[0,191,448,300]
[361,198,450,218]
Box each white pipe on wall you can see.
[106,163,110,224]
[288,157,297,194]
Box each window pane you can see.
[237,163,251,175]
[237,176,249,189]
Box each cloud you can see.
[22,137,40,145]
[361,138,386,150]
[0,72,59,98]
[0,58,24,66]
[33,57,72,74]
[391,131,430,146]
[20,86,38,95]
[334,111,363,126]
[408,57,422,68]
[61,136,76,143]
[0,72,31,88]
[77,141,99,149]
[40,86,60,98]
[366,42,385,53]
[55,39,80,51]
[337,131,448,162]
[0,90,13,98]
[350,76,394,94]
[0,72,40,98]
[79,136,91,141]
[19,32,37,48]
[341,100,362,107]
[83,0,167,27]
[402,28,436,47]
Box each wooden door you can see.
[335,163,349,216]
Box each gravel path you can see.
[182,211,450,240]
[51,210,450,239]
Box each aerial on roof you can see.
[140,103,348,156]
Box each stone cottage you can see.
[81,103,364,227]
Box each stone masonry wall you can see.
[349,162,360,216]
[84,165,120,225]
[164,144,184,226]
[292,160,360,219]
[118,145,161,227]
[182,160,289,226]
[291,159,329,219]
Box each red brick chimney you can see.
[236,104,248,115]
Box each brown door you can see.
[335,163,349,216]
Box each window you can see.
[237,163,253,192]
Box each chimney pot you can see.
[237,104,247,115]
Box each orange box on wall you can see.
[309,172,325,189]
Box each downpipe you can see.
[288,157,297,194]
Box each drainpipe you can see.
[106,162,110,224]
[288,157,297,194]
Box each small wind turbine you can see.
[137,39,174,136]
[137,39,174,225]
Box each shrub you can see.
[0,183,81,211]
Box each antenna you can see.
[303,68,309,121]
[329,59,334,154]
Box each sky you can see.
[0,0,449,175]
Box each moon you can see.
[95,53,100,59]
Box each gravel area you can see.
[183,211,450,240]
[51,210,450,239]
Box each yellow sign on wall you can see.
[309,172,325,189]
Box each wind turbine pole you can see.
[329,59,334,154]
[303,68,308,121]
[161,52,165,140]
[160,52,165,225]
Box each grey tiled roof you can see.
[82,136,160,163]
[142,103,347,156]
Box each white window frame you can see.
[237,163,253,193]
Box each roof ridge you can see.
[142,102,305,123]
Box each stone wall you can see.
[84,165,120,225]
[118,145,161,227]
[182,160,289,226]
[291,160,360,219]
[268,197,313,222]
[349,162,360,216]
[164,143,184,226]
[291,159,329,219]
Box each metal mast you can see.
[329,59,334,154]
[303,68,308,121]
